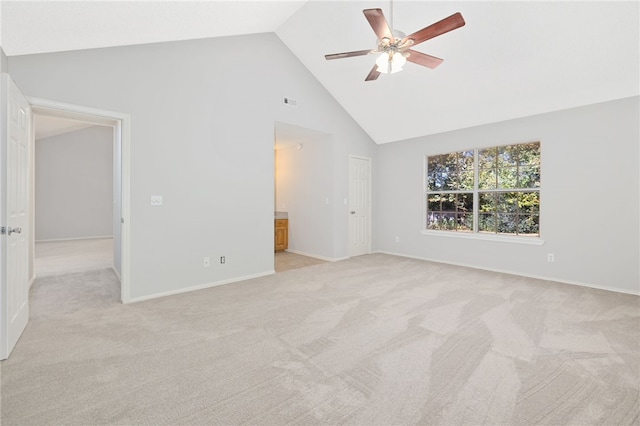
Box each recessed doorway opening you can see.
[274,122,333,271]
[30,99,130,302]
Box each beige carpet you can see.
[34,238,114,276]
[275,251,327,273]
[1,254,638,425]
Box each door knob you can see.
[7,227,22,235]
[350,211,356,214]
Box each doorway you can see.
[29,98,130,302]
[33,116,114,277]
[273,122,333,270]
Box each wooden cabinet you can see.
[275,219,288,252]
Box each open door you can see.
[1,74,32,359]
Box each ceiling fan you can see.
[324,6,465,81]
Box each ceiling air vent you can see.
[283,97,297,107]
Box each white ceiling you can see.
[0,1,308,56]
[2,1,638,144]
[33,115,95,140]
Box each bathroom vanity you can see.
[275,212,288,252]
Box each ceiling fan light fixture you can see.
[375,50,406,74]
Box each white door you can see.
[1,74,31,360]
[348,155,371,257]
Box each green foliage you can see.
[479,142,540,190]
[478,191,539,235]
[426,192,473,231]
[427,150,474,191]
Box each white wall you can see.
[376,96,639,294]
[35,125,113,241]
[275,123,334,259]
[1,49,7,73]
[8,33,377,300]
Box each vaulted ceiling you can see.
[2,1,638,144]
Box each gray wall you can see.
[35,125,113,241]
[376,96,639,294]
[1,48,7,73]
[9,33,377,300]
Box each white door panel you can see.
[348,156,371,257]
[1,74,31,360]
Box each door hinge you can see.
[1,226,5,235]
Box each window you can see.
[425,142,540,237]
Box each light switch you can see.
[150,195,163,206]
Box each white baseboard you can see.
[284,249,349,263]
[375,250,640,297]
[35,235,113,243]
[124,270,276,304]
[111,265,121,283]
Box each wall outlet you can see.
[203,257,210,267]
[547,253,555,263]
[150,195,163,206]
[220,256,226,264]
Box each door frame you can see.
[348,154,372,257]
[28,97,132,303]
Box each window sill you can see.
[420,230,545,245]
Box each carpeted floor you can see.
[1,254,638,425]
[275,251,327,273]
[34,237,114,276]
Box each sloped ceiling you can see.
[34,115,94,141]
[0,1,307,56]
[2,1,638,144]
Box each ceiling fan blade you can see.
[401,12,465,47]
[325,49,373,60]
[363,8,394,43]
[365,65,381,81]
[406,50,444,69]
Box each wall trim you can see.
[28,275,36,290]
[374,250,640,297]
[111,265,121,283]
[125,270,275,304]
[35,235,113,243]
[285,249,349,262]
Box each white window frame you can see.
[421,142,544,246]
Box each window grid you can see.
[425,142,540,237]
